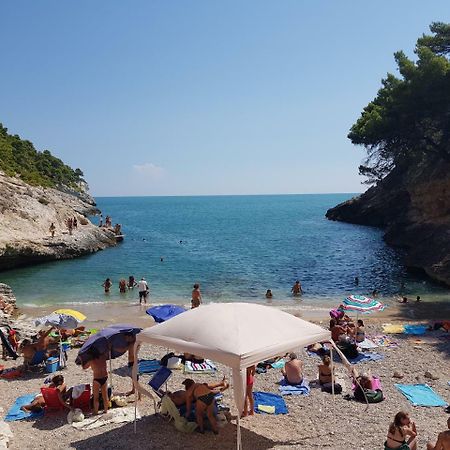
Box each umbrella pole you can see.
[109,349,113,392]
[330,346,335,403]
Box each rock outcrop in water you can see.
[0,171,116,271]
[326,161,450,287]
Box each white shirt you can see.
[138,280,148,291]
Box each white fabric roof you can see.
[135,303,332,415]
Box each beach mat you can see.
[278,378,310,396]
[395,384,448,407]
[72,407,140,430]
[184,360,216,374]
[347,352,384,365]
[404,324,428,335]
[5,394,44,422]
[253,392,288,414]
[382,324,405,334]
[138,359,161,374]
[357,339,378,350]
[371,335,399,348]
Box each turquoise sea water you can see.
[1,194,448,307]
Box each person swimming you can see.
[265,289,273,299]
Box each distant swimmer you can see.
[127,275,137,289]
[119,279,127,293]
[160,257,164,262]
[265,289,273,299]
[400,296,408,304]
[416,296,421,302]
[291,280,303,296]
[191,283,202,309]
[372,289,379,298]
[102,278,112,294]
[354,276,359,285]
[179,240,183,244]
[138,277,149,304]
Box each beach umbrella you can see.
[35,313,81,330]
[341,295,385,314]
[53,309,86,323]
[146,304,186,323]
[75,324,142,366]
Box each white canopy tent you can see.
[132,302,352,449]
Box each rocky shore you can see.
[0,172,117,271]
[326,162,450,287]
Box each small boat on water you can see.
[115,234,125,242]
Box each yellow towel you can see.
[382,323,405,334]
[257,404,275,414]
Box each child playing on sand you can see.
[242,365,255,417]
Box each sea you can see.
[1,194,449,309]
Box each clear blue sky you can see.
[1,1,449,196]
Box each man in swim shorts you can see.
[138,277,149,304]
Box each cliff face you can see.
[0,171,116,271]
[326,161,450,286]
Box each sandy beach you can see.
[1,301,449,450]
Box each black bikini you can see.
[94,376,108,387]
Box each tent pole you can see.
[330,346,335,403]
[236,413,242,450]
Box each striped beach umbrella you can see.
[341,295,385,314]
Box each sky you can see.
[1,1,449,197]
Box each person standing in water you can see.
[191,283,202,308]
[102,278,112,294]
[127,275,137,289]
[119,279,127,293]
[291,280,303,296]
[138,277,149,304]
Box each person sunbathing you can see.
[385,411,417,450]
[282,353,303,385]
[21,375,71,412]
[427,417,450,450]
[318,355,342,394]
[182,378,228,434]
[170,378,229,407]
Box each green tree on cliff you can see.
[0,124,85,189]
[349,22,450,184]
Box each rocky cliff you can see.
[0,171,116,271]
[326,161,450,286]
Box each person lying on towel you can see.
[169,377,229,407]
[281,353,303,385]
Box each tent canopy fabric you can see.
[134,303,332,416]
[146,304,186,323]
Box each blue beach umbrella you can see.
[146,304,186,323]
[75,324,142,366]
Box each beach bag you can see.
[160,352,175,367]
[321,382,342,394]
[365,389,384,403]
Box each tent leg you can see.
[236,413,242,450]
[330,347,335,403]
[134,391,137,434]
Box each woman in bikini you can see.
[183,378,219,434]
[385,411,417,450]
[242,365,256,417]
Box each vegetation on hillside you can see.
[349,22,450,184]
[0,123,85,189]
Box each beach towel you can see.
[160,395,197,433]
[4,394,44,422]
[383,324,405,334]
[347,352,384,364]
[271,360,285,369]
[357,338,378,349]
[72,407,140,430]
[395,384,448,407]
[253,392,288,414]
[371,335,399,348]
[278,378,310,396]
[138,359,161,374]
[404,324,428,335]
[184,360,216,374]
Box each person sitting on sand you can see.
[427,417,450,450]
[291,280,303,296]
[265,289,273,299]
[318,355,342,394]
[282,353,303,385]
[119,279,127,293]
[356,319,366,343]
[102,278,112,294]
[168,377,229,407]
[182,378,222,434]
[21,375,71,412]
[242,365,256,417]
[191,283,202,308]
[82,352,109,415]
[385,411,417,450]
[330,319,347,343]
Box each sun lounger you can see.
[253,392,288,414]
[278,378,310,396]
[395,384,448,407]
[4,394,44,421]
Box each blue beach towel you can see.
[278,378,310,396]
[5,394,44,422]
[403,324,428,335]
[395,384,448,407]
[253,392,288,414]
[347,352,384,364]
[138,359,161,374]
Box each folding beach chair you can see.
[40,387,65,412]
[148,366,172,412]
[71,384,91,411]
